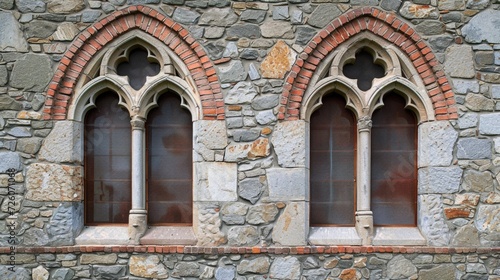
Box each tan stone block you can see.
[248,138,270,159]
[130,255,168,279]
[260,40,296,79]
[80,254,117,265]
[26,163,83,201]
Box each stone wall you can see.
[0,0,500,278]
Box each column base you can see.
[129,210,147,245]
[355,210,373,245]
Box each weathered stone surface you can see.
[26,163,83,201]
[7,127,32,137]
[0,0,14,9]
[38,121,82,163]
[93,265,126,279]
[261,21,294,39]
[194,162,237,201]
[458,113,478,129]
[419,121,457,167]
[455,193,480,206]
[51,268,74,280]
[380,0,402,11]
[16,0,46,12]
[232,128,260,142]
[32,265,49,280]
[130,255,168,279]
[247,204,278,225]
[260,40,296,79]
[215,266,235,280]
[457,138,492,159]
[0,95,22,110]
[0,151,22,173]
[386,255,417,279]
[225,138,271,162]
[418,167,463,194]
[295,26,316,45]
[0,65,7,86]
[46,0,85,14]
[226,24,261,39]
[462,10,500,44]
[479,113,500,135]
[252,94,280,110]
[418,264,456,280]
[241,9,266,23]
[476,205,500,235]
[415,20,446,35]
[255,110,276,125]
[428,35,454,53]
[267,168,307,200]
[196,203,226,246]
[10,54,52,91]
[25,20,59,38]
[198,8,238,26]
[451,224,480,246]
[0,11,28,52]
[272,202,307,246]
[453,79,480,94]
[82,10,102,23]
[0,266,31,280]
[51,22,80,41]
[238,177,263,204]
[444,207,472,219]
[80,254,118,264]
[194,120,228,161]
[16,137,43,154]
[46,202,82,245]
[307,4,342,28]
[419,194,451,246]
[172,7,200,24]
[445,45,475,78]
[218,60,247,83]
[221,202,248,224]
[438,0,465,10]
[227,225,259,246]
[399,2,439,19]
[462,170,493,192]
[237,257,271,274]
[271,121,306,167]
[172,262,201,277]
[466,0,490,9]
[226,82,258,104]
[269,257,301,279]
[465,93,495,111]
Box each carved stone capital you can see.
[358,116,372,131]
[130,116,146,130]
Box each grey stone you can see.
[93,265,126,279]
[0,11,28,52]
[129,255,168,278]
[295,26,316,45]
[237,257,271,274]
[239,177,263,204]
[466,263,487,274]
[163,0,184,4]
[267,168,307,200]
[25,20,58,38]
[15,0,46,12]
[221,202,248,225]
[240,49,259,60]
[226,117,243,129]
[290,10,303,24]
[199,8,238,26]
[233,129,261,142]
[223,42,238,58]
[428,35,454,53]
[247,204,278,225]
[415,20,446,36]
[466,0,490,8]
[445,45,475,78]
[10,54,52,92]
[418,264,456,280]
[16,137,42,154]
[241,9,266,23]
[46,0,85,13]
[271,121,306,167]
[204,27,224,39]
[205,41,226,60]
[399,2,439,19]
[479,113,500,135]
[438,0,466,10]
[249,63,261,80]
[457,138,492,159]
[215,267,235,280]
[0,65,7,86]
[0,151,21,173]
[218,61,247,83]
[458,113,478,129]
[419,195,451,246]
[194,162,237,201]
[52,268,75,280]
[0,0,14,9]
[273,6,289,20]
[0,95,22,110]
[189,25,204,39]
[0,266,31,280]
[462,10,500,44]
[7,127,31,137]
[386,255,417,279]
[227,24,261,40]
[418,121,457,167]
[380,0,402,11]
[173,262,201,277]
[475,51,494,65]
[307,4,341,28]
[256,110,277,125]
[226,82,258,104]
[186,0,207,8]
[47,203,83,245]
[442,12,462,23]
[272,202,307,245]
[418,167,463,194]
[208,0,229,7]
[453,79,480,94]
[465,93,495,111]
[462,170,493,192]
[251,94,280,110]
[227,226,259,246]
[102,2,116,13]
[172,7,200,24]
[451,224,480,247]
[269,257,301,280]
[82,10,102,23]
[39,121,82,164]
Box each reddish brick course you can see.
[279,7,458,121]
[43,5,224,120]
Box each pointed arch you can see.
[279,7,457,121]
[43,5,223,120]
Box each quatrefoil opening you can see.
[117,47,160,90]
[343,50,385,91]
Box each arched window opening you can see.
[146,93,193,225]
[84,92,132,225]
[116,47,161,90]
[371,92,417,226]
[343,49,385,91]
[310,94,357,226]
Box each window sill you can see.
[372,227,426,246]
[140,226,197,245]
[75,226,130,245]
[309,227,362,245]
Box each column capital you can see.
[358,116,372,131]
[130,116,146,130]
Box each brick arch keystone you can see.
[279,7,457,121]
[43,5,224,120]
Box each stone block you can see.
[172,7,200,24]
[418,121,457,167]
[130,255,169,279]
[241,9,266,23]
[399,2,439,19]
[93,265,126,279]
[476,205,500,234]
[194,120,228,149]
[451,224,480,247]
[218,60,247,83]
[227,225,259,246]
[457,138,492,159]
[479,113,500,135]
[261,21,294,39]
[226,24,261,39]
[458,113,478,129]
[46,0,85,14]
[465,93,495,111]
[225,82,258,104]
[462,170,493,192]
[418,264,456,280]
[0,11,28,52]
[462,10,500,44]
[270,257,301,280]
[221,202,248,225]
[272,202,307,245]
[271,121,307,168]
[237,257,270,274]
[198,8,238,26]
[39,121,83,163]
[246,203,278,225]
[419,194,451,246]
[418,166,463,194]
[26,163,83,201]
[438,0,465,10]
[194,162,237,201]
[238,177,263,204]
[172,262,201,278]
[251,94,280,110]
[80,254,118,264]
[10,54,52,91]
[444,45,475,78]
[452,79,480,94]
[260,40,296,79]
[267,168,307,201]
[0,151,22,173]
[194,203,226,246]
[307,4,342,27]
[224,138,271,162]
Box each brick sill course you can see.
[1,246,499,255]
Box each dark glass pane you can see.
[147,93,193,225]
[116,47,160,90]
[371,93,417,226]
[343,50,385,91]
[84,92,131,224]
[310,94,356,226]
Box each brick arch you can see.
[43,5,223,120]
[279,7,457,121]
